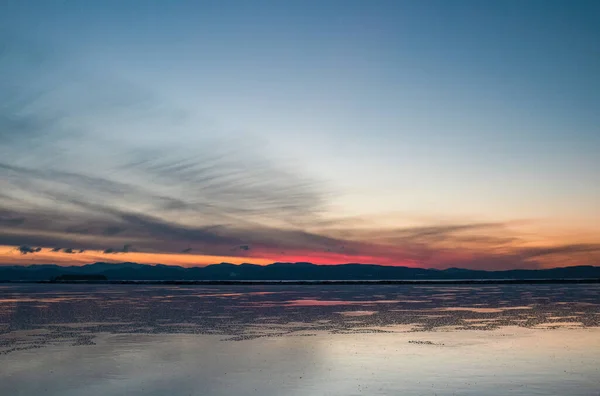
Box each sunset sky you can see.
[1,1,599,270]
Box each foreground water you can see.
[1,284,599,395]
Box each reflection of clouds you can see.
[0,284,599,354]
[440,306,533,313]
[337,311,377,316]
[278,299,400,307]
[2,328,600,396]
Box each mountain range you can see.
[1,262,600,281]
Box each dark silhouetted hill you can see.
[1,262,599,281]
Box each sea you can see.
[1,283,599,395]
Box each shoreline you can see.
[3,278,600,285]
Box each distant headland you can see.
[1,262,599,283]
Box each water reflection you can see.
[1,284,600,395]
[1,328,599,395]
[1,284,599,352]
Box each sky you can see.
[1,0,599,270]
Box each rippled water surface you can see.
[1,284,599,395]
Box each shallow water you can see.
[1,284,599,395]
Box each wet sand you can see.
[1,284,599,395]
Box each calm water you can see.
[1,284,599,395]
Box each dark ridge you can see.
[0,262,599,282]
[32,279,600,285]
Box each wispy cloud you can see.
[1,36,598,270]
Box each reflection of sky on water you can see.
[2,328,600,396]
[1,284,599,351]
[1,284,600,395]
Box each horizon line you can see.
[2,261,598,272]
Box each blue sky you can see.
[1,1,599,268]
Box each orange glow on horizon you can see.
[0,240,597,269]
[0,245,416,267]
[0,246,272,267]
